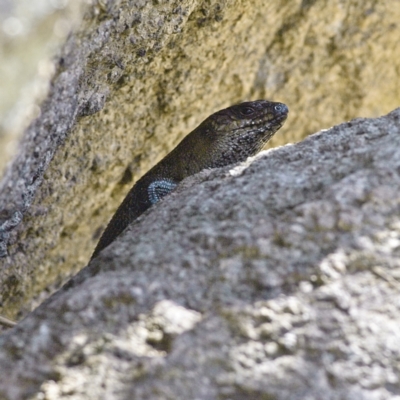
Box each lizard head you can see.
[200,100,288,168]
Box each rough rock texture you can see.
[1,0,400,324]
[1,108,400,399]
[0,0,86,175]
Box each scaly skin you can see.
[91,100,288,259]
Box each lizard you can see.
[91,100,288,259]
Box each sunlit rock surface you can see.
[0,0,399,361]
[1,107,400,399]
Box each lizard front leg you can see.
[147,178,178,205]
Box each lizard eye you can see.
[239,106,255,116]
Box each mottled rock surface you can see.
[0,108,400,399]
[0,0,86,175]
[0,0,400,345]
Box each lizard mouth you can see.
[267,113,288,129]
[229,112,288,134]
[248,112,288,142]
[260,113,288,131]
[272,108,289,123]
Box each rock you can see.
[0,0,86,176]
[1,0,400,321]
[0,108,400,399]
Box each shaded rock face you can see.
[0,108,400,399]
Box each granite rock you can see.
[0,108,399,399]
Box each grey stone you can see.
[1,0,400,320]
[0,108,400,399]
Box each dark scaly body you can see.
[91,100,288,259]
